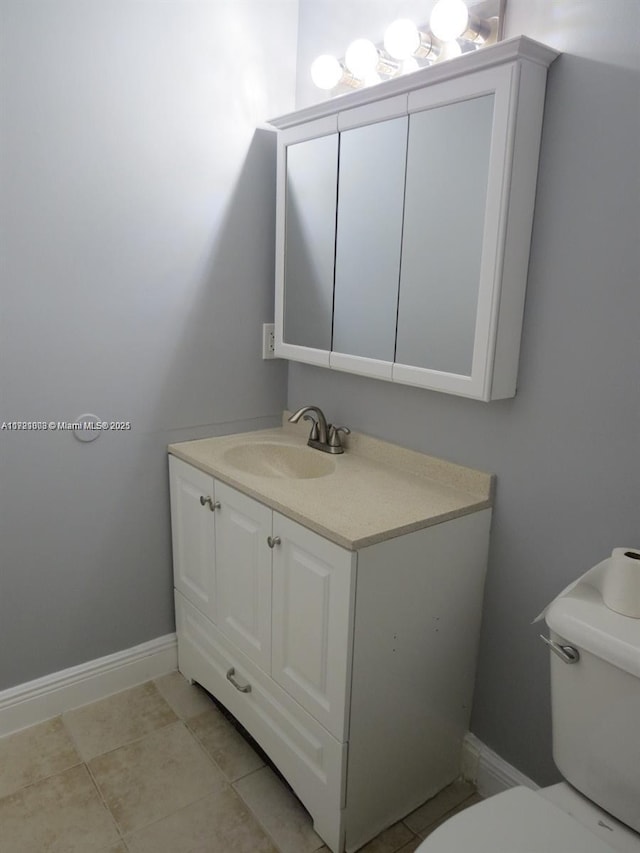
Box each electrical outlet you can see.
[262,323,275,359]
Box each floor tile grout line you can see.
[180,715,242,783]
[425,790,479,828]
[232,766,327,853]
[84,758,130,844]
[67,714,182,764]
[60,710,90,762]
[152,672,217,721]
[227,790,284,853]
[183,713,268,785]
[0,714,86,794]
[69,713,214,844]
[88,733,238,843]
[230,766,299,853]
[0,759,86,804]
[393,824,420,849]
[0,759,127,849]
[60,680,180,763]
[230,762,270,790]
[118,790,215,848]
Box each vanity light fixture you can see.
[310,55,362,92]
[383,18,421,60]
[429,0,470,42]
[310,55,344,90]
[344,38,379,78]
[431,0,499,44]
[310,0,504,94]
[383,19,441,65]
[345,38,399,86]
[438,40,463,60]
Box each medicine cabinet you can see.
[270,37,559,401]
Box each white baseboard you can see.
[0,634,178,738]
[461,732,538,798]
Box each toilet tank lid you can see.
[546,584,640,679]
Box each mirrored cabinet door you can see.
[272,38,559,399]
[332,116,408,369]
[283,133,338,351]
[395,94,494,378]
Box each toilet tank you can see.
[545,584,640,834]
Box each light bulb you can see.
[384,19,420,61]
[400,57,420,75]
[310,54,343,90]
[345,38,379,79]
[429,0,469,43]
[436,40,463,61]
[362,71,382,87]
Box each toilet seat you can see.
[416,786,620,853]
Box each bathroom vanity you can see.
[168,419,493,851]
[270,37,559,400]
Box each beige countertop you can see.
[169,415,494,550]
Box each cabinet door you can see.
[214,481,273,673]
[396,92,493,378]
[169,456,216,621]
[393,64,518,399]
[271,514,356,741]
[275,115,339,367]
[331,105,408,379]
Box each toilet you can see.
[417,579,640,852]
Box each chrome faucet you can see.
[288,406,350,455]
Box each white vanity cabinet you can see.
[170,455,355,850]
[271,37,559,400]
[169,451,492,852]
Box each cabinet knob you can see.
[199,496,220,511]
[267,535,281,549]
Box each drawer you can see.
[175,591,346,849]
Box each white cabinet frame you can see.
[271,36,559,400]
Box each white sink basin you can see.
[222,442,336,480]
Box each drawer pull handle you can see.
[199,496,220,511]
[226,667,252,693]
[267,535,281,549]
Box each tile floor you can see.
[0,673,481,853]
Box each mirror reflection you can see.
[333,116,408,362]
[284,134,338,350]
[396,94,494,376]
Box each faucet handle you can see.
[302,414,319,442]
[328,425,350,450]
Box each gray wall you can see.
[0,0,297,690]
[292,0,640,783]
